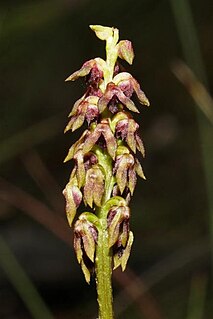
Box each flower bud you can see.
[117,40,134,65]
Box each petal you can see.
[75,151,86,188]
[81,259,91,284]
[121,231,134,271]
[136,133,145,157]
[82,223,96,262]
[113,72,132,85]
[63,183,82,226]
[65,105,87,132]
[98,83,115,113]
[71,103,88,132]
[82,128,101,155]
[113,72,150,106]
[68,95,86,117]
[128,167,137,195]
[108,208,123,248]
[131,77,150,106]
[135,158,146,180]
[116,157,128,194]
[65,59,96,81]
[113,253,122,270]
[64,130,89,162]
[84,166,105,207]
[74,233,83,264]
[101,124,117,159]
[126,119,138,153]
[116,89,139,113]
[119,219,130,247]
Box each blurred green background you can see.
[0,0,212,318]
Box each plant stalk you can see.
[95,150,115,319]
[95,223,114,319]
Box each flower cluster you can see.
[63,25,149,283]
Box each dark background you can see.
[0,0,212,318]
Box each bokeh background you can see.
[0,0,212,318]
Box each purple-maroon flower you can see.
[82,120,117,159]
[115,115,145,156]
[65,96,99,132]
[74,214,98,283]
[113,152,146,195]
[65,58,105,83]
[63,180,82,226]
[83,164,105,207]
[113,72,150,106]
[98,82,140,113]
[107,205,130,248]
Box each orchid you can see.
[63,25,149,319]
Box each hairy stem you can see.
[95,221,114,319]
[95,151,114,319]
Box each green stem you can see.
[96,221,114,319]
[94,29,118,319]
[95,150,115,319]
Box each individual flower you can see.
[107,204,130,248]
[113,153,136,195]
[65,57,106,83]
[113,149,146,195]
[74,213,99,283]
[65,96,99,132]
[113,72,150,106]
[114,113,145,156]
[63,178,83,226]
[98,82,140,114]
[83,164,105,207]
[107,203,133,271]
[82,120,117,159]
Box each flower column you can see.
[63,25,149,319]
